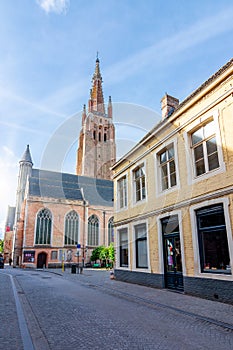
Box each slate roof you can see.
[29,169,113,207]
[20,144,33,165]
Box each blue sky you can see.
[0,0,233,237]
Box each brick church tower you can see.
[76,57,116,180]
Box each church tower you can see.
[13,144,33,266]
[76,57,116,180]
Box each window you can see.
[133,165,146,202]
[104,133,107,142]
[64,210,79,245]
[191,121,219,176]
[88,215,99,246]
[99,132,101,142]
[23,251,35,263]
[119,228,128,267]
[51,251,58,260]
[159,145,176,190]
[35,208,52,245]
[93,130,96,140]
[108,217,114,244]
[196,204,231,274]
[135,224,148,268]
[117,175,127,209]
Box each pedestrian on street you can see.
[9,257,12,266]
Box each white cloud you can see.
[37,0,70,15]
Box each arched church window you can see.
[88,214,99,246]
[99,132,101,142]
[104,133,107,142]
[108,217,114,245]
[35,208,52,245]
[64,210,79,245]
[93,130,96,140]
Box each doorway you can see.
[162,216,183,291]
[37,252,47,268]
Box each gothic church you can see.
[6,57,116,268]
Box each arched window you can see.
[64,210,79,245]
[108,217,114,244]
[35,208,52,245]
[88,215,99,246]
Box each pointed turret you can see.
[20,144,33,165]
[12,144,33,266]
[88,57,105,114]
[108,96,112,118]
[82,104,87,125]
[15,145,33,221]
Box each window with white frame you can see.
[134,224,148,268]
[119,228,128,267]
[159,145,177,191]
[133,165,146,202]
[117,175,127,209]
[191,120,219,177]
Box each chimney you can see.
[161,93,179,119]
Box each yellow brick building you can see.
[112,58,233,304]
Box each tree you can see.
[108,243,115,262]
[0,240,4,254]
[90,246,104,262]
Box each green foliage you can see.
[0,240,4,253]
[90,244,115,263]
[108,243,115,262]
[90,246,104,262]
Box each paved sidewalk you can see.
[42,266,233,328]
[0,271,24,350]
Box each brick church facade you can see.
[8,57,116,268]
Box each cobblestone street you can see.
[1,266,233,350]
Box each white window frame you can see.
[131,162,147,206]
[116,173,128,211]
[184,109,225,185]
[116,225,130,270]
[132,219,150,272]
[190,197,233,280]
[155,138,180,197]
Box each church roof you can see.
[20,144,33,165]
[29,169,113,207]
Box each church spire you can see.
[88,56,105,114]
[20,144,33,165]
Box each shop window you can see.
[23,251,35,263]
[196,204,231,274]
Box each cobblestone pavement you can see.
[1,266,233,350]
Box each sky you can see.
[0,0,233,238]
